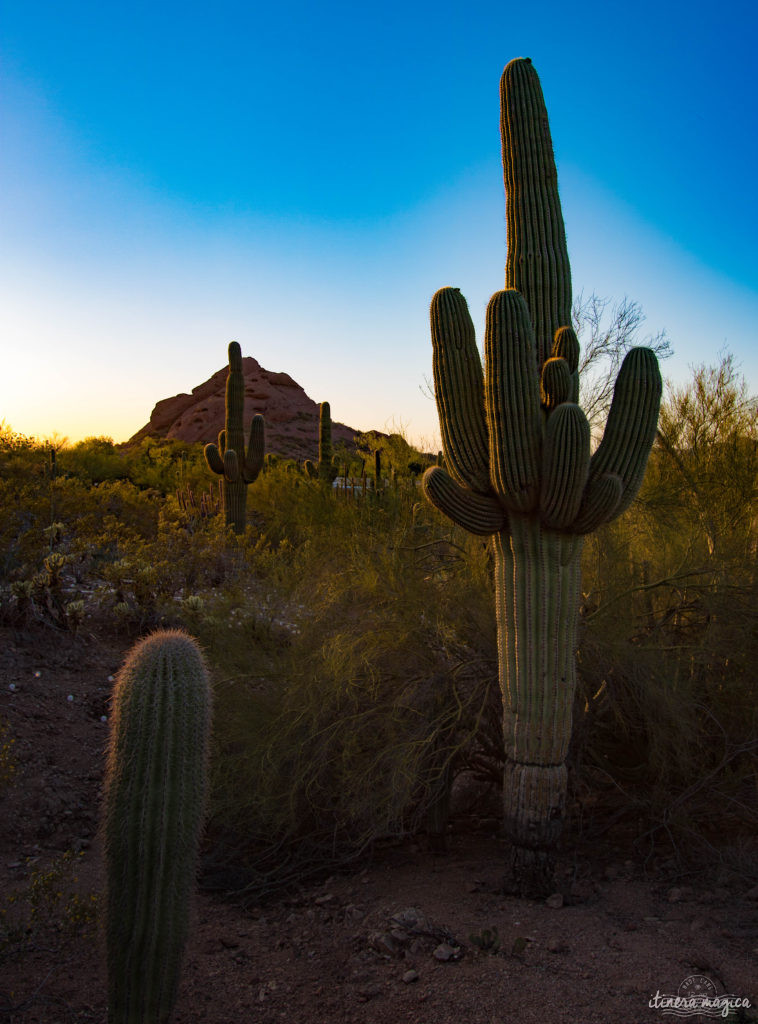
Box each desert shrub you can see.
[202,469,499,895]
[58,436,125,483]
[571,357,758,869]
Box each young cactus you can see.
[423,58,662,896]
[204,341,265,532]
[103,629,212,1024]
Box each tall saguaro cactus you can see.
[423,58,662,896]
[103,629,212,1024]
[204,341,265,532]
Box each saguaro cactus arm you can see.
[581,346,662,520]
[430,287,491,495]
[422,466,507,536]
[485,289,542,513]
[539,403,590,529]
[244,414,265,482]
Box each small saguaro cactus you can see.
[423,58,662,896]
[204,341,265,532]
[103,629,212,1024]
[304,401,338,483]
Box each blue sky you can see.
[1,0,756,448]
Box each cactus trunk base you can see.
[504,844,557,899]
[502,761,567,896]
[493,521,581,898]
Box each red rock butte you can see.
[130,356,362,462]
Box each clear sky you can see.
[2,0,756,449]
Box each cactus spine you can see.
[204,342,265,533]
[104,629,212,1024]
[423,58,662,896]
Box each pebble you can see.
[546,936,569,953]
[432,942,459,962]
[546,893,564,909]
[369,931,398,958]
[402,969,419,984]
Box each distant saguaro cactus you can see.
[104,629,212,1024]
[304,401,338,483]
[423,58,662,896]
[204,341,265,532]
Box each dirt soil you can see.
[1,625,756,1024]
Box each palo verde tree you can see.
[423,58,662,895]
[204,342,265,532]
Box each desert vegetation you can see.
[0,346,756,1019]
[1,346,756,876]
[1,55,756,1024]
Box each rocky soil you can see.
[1,624,757,1024]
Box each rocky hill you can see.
[129,356,362,462]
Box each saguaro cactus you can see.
[423,58,662,896]
[104,629,212,1024]
[304,401,338,483]
[204,341,265,532]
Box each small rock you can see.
[369,931,398,958]
[343,904,364,924]
[392,907,432,932]
[432,942,460,962]
[546,893,564,909]
[402,969,419,984]
[546,936,569,953]
[356,984,381,1002]
[667,887,684,903]
[314,893,335,905]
